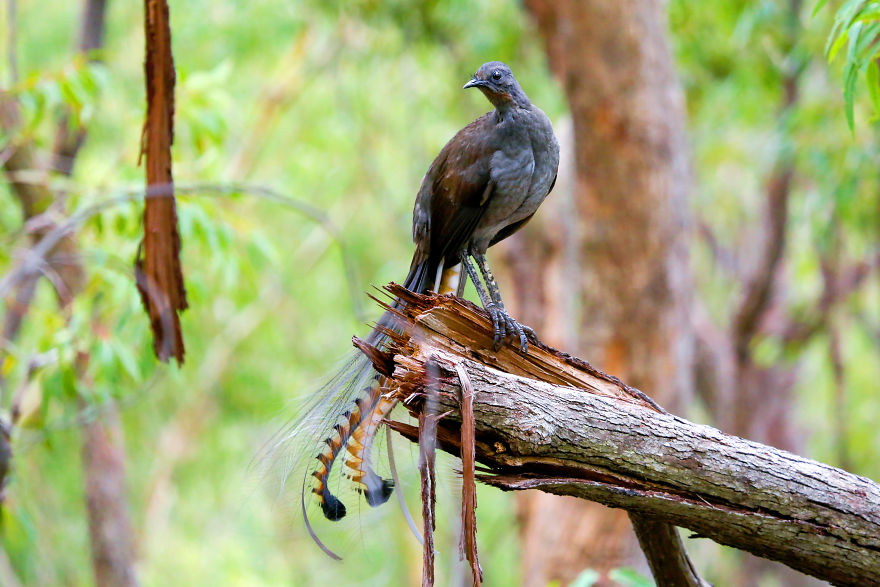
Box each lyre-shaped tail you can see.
[306,257,440,530]
[309,373,399,520]
[344,380,399,506]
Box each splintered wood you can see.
[375,282,662,414]
[365,283,880,586]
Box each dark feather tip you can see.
[364,478,395,507]
[321,492,347,521]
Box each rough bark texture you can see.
[376,288,880,587]
[505,1,694,584]
[138,0,187,364]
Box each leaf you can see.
[843,21,865,131]
[856,9,880,21]
[609,567,655,587]
[828,28,850,62]
[111,339,141,381]
[812,0,830,18]
[569,569,600,587]
[866,59,880,117]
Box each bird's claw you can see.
[485,304,534,353]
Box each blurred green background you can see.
[1,0,878,585]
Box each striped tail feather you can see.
[302,255,448,555]
[346,389,398,507]
[309,379,384,520]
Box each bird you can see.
[298,61,559,559]
[408,60,560,351]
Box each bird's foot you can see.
[485,303,536,353]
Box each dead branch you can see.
[378,284,880,587]
[0,98,86,317]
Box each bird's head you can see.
[463,61,530,111]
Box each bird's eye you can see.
[491,70,502,81]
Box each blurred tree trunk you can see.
[501,1,694,584]
[2,1,139,584]
[80,396,139,587]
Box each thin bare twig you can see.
[0,182,365,319]
[52,0,107,177]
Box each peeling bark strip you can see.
[418,409,437,587]
[377,286,880,586]
[138,0,187,364]
[454,363,482,587]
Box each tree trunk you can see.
[81,400,139,587]
[506,1,693,584]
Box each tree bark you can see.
[509,1,693,584]
[138,0,187,364]
[376,287,880,587]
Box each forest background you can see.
[1,0,878,585]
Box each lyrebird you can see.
[298,61,559,558]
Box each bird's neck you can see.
[484,86,531,116]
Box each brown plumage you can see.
[304,62,559,556]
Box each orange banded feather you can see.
[309,376,395,520]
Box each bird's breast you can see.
[469,122,557,250]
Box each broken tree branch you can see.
[377,284,880,587]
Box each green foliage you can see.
[1,0,878,585]
[1,0,557,585]
[556,567,653,587]
[609,567,655,587]
[819,0,880,129]
[566,569,600,587]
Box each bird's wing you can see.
[412,112,498,264]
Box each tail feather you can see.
[303,253,440,554]
[402,256,438,296]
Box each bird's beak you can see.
[463,78,484,89]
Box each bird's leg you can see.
[474,253,536,351]
[459,251,493,306]
[459,251,533,352]
[459,251,507,348]
[473,253,505,308]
